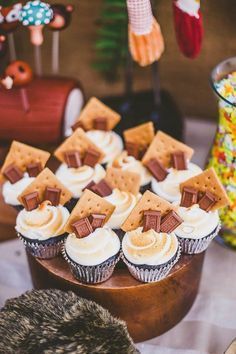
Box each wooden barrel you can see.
[0,77,84,145]
[27,252,204,342]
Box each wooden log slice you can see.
[27,252,204,342]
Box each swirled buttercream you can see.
[15,203,70,240]
[55,163,105,198]
[105,189,141,229]
[2,173,35,206]
[65,228,120,266]
[122,227,179,265]
[151,162,202,202]
[86,130,123,164]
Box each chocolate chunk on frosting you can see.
[125,141,140,159]
[71,217,93,238]
[145,158,168,182]
[22,191,40,211]
[89,213,106,230]
[160,210,183,233]
[198,190,217,212]
[44,186,61,206]
[82,180,96,192]
[171,151,187,170]
[180,186,198,208]
[26,162,42,177]
[83,147,101,168]
[93,117,108,131]
[71,120,85,132]
[91,179,113,197]
[64,150,81,168]
[143,210,161,232]
[3,163,23,184]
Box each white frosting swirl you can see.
[104,189,141,229]
[55,163,105,198]
[86,130,123,164]
[109,152,152,186]
[122,227,179,266]
[15,203,70,240]
[2,173,35,206]
[65,228,120,266]
[174,203,219,239]
[151,162,202,202]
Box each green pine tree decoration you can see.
[93,0,128,81]
[0,0,19,7]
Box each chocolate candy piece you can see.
[89,213,106,230]
[93,117,108,131]
[125,141,140,159]
[44,186,61,206]
[83,148,101,168]
[72,120,85,131]
[22,191,40,211]
[64,150,81,168]
[145,158,168,182]
[180,187,198,208]
[3,163,23,184]
[91,179,112,197]
[143,210,161,232]
[26,162,42,177]
[160,210,183,233]
[171,151,187,170]
[82,180,96,192]
[71,217,93,238]
[198,190,217,212]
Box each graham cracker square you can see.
[105,167,141,195]
[123,121,155,148]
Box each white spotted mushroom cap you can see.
[19,0,53,27]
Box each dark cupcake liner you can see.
[140,182,151,194]
[121,245,181,283]
[177,223,221,254]
[11,204,23,212]
[65,198,79,212]
[17,232,68,259]
[63,248,121,284]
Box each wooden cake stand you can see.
[27,252,204,342]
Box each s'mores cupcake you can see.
[174,167,230,254]
[63,190,120,284]
[0,141,50,211]
[109,122,154,193]
[121,191,182,283]
[142,131,202,202]
[72,97,123,165]
[15,168,72,259]
[55,127,106,210]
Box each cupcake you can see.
[63,189,120,284]
[174,167,230,254]
[142,130,202,202]
[121,190,182,282]
[102,167,141,239]
[0,141,50,211]
[15,168,72,259]
[109,151,152,194]
[54,127,106,210]
[72,97,123,165]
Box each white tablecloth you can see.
[0,119,235,353]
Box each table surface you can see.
[0,119,236,354]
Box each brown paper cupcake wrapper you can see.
[62,247,121,284]
[177,222,221,254]
[121,246,181,283]
[17,232,67,259]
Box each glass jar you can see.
[208,57,236,249]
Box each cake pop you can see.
[0,2,22,60]
[48,4,74,74]
[0,35,7,57]
[126,0,164,67]
[19,1,53,76]
[5,60,33,112]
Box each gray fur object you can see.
[0,289,139,354]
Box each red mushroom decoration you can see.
[5,60,33,112]
[48,4,74,74]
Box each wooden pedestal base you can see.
[27,252,204,342]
